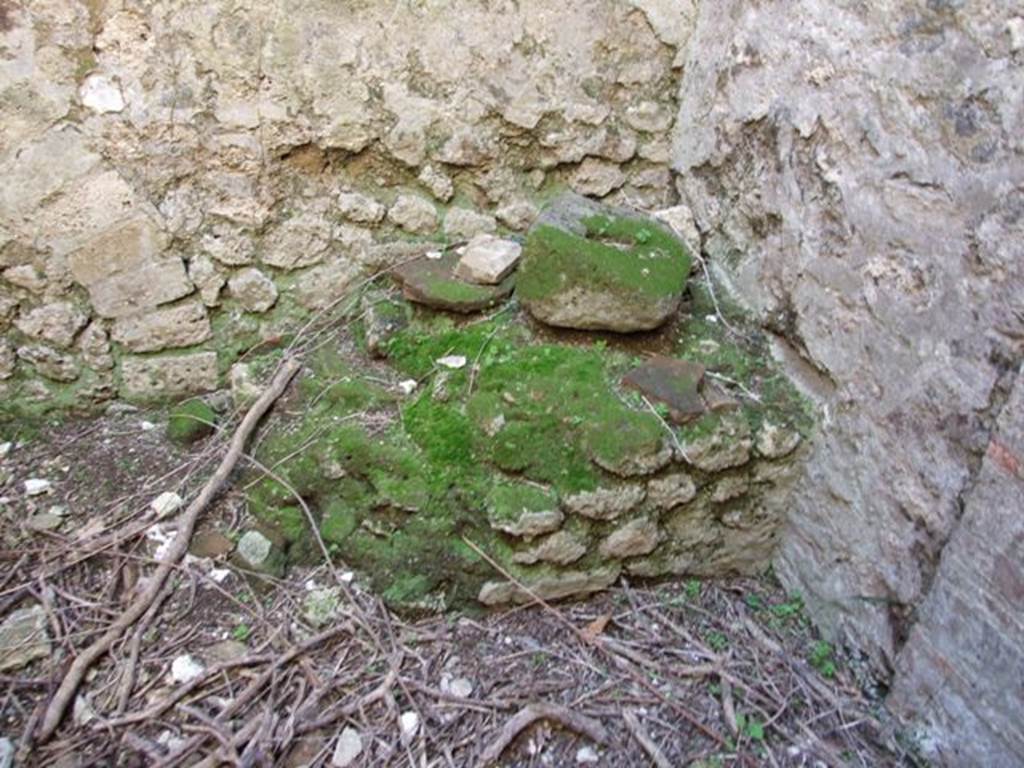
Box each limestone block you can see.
[13,302,88,348]
[600,518,661,558]
[443,208,497,240]
[120,351,218,400]
[68,218,192,318]
[388,196,438,235]
[478,564,620,606]
[16,345,79,382]
[111,301,211,353]
[261,210,332,270]
[563,485,645,520]
[228,268,278,313]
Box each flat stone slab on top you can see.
[455,234,522,285]
[391,251,515,313]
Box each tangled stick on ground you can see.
[34,358,302,742]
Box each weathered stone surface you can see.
[188,255,227,306]
[443,208,497,240]
[647,471,697,511]
[888,369,1024,766]
[600,518,660,558]
[755,423,802,460]
[570,158,626,197]
[120,352,218,400]
[488,506,563,539]
[111,301,212,353]
[68,218,192,318]
[454,236,522,285]
[496,200,539,231]
[388,195,438,235]
[391,252,514,314]
[680,414,752,472]
[512,531,587,566]
[337,192,386,225]
[78,323,114,371]
[17,346,79,382]
[418,166,454,202]
[0,342,15,380]
[228,268,278,313]
[2,265,47,294]
[261,209,332,270]
[0,605,50,672]
[518,194,691,332]
[676,2,1024,758]
[13,302,89,349]
[478,564,620,606]
[563,485,645,521]
[622,357,706,424]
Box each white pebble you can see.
[332,727,363,767]
[426,250,443,260]
[170,654,205,684]
[150,491,183,518]
[437,355,467,370]
[0,442,12,460]
[399,379,418,395]
[24,479,52,496]
[576,746,599,764]
[446,677,473,699]
[399,710,420,743]
[140,420,156,431]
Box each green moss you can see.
[518,214,690,304]
[487,481,558,524]
[166,400,217,445]
[423,276,501,304]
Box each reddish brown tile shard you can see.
[622,356,706,424]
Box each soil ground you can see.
[0,404,918,767]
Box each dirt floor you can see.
[0,399,918,767]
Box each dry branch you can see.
[35,358,302,742]
[478,702,609,766]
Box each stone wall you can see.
[672,0,1024,763]
[0,0,694,414]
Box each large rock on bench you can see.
[516,194,691,332]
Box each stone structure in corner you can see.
[517,193,692,332]
[673,2,1024,763]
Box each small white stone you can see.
[576,746,599,764]
[170,654,205,684]
[0,442,11,460]
[48,505,68,517]
[332,727,363,767]
[0,737,13,768]
[399,710,420,743]
[140,421,156,431]
[340,571,355,583]
[79,74,125,113]
[426,250,443,260]
[150,491,183,518]
[445,677,473,698]
[23,479,52,496]
[1007,17,1024,53]
[208,568,231,583]
[399,379,418,395]
[437,355,467,370]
